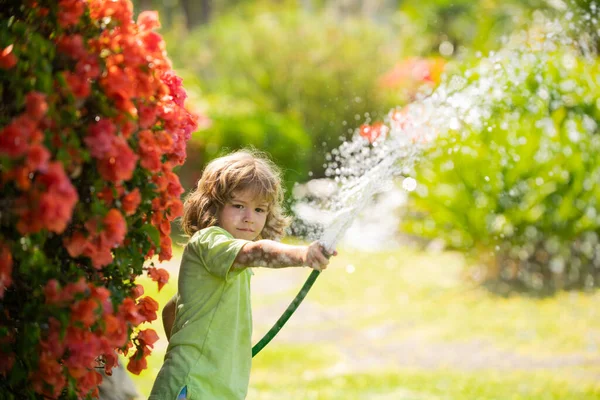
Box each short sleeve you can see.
[187,226,250,281]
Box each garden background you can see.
[130,0,600,398]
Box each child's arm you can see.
[162,295,177,341]
[233,240,334,270]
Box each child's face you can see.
[217,189,269,241]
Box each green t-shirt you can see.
[149,226,252,400]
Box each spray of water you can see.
[292,5,599,253]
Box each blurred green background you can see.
[125,0,600,398]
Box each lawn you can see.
[129,246,600,399]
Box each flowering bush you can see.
[402,42,600,295]
[0,0,198,398]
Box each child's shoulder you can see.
[188,226,234,246]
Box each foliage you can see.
[0,0,197,397]
[179,107,311,196]
[397,0,551,55]
[166,5,403,182]
[403,38,600,294]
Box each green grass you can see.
[129,247,600,399]
[250,364,600,399]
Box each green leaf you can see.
[141,223,161,247]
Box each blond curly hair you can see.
[181,149,291,240]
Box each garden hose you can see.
[252,269,321,357]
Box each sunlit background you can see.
[124,1,600,398]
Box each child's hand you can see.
[304,242,337,271]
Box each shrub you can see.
[166,5,402,180]
[0,0,197,397]
[178,107,311,197]
[403,36,600,295]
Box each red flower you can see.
[140,31,164,53]
[56,34,87,59]
[64,71,91,99]
[102,350,119,376]
[119,298,144,326]
[161,71,187,107]
[147,267,169,291]
[137,296,159,322]
[138,104,158,129]
[158,233,172,262]
[0,45,17,69]
[165,170,184,198]
[359,122,388,144]
[91,286,112,314]
[26,144,50,171]
[126,349,147,375]
[137,11,160,31]
[32,353,67,398]
[137,329,159,347]
[138,130,162,172]
[0,115,37,157]
[77,369,102,398]
[0,243,13,298]
[103,314,128,348]
[168,199,184,220]
[64,327,99,375]
[16,162,78,234]
[44,279,61,304]
[131,284,144,299]
[75,55,100,79]
[71,298,99,328]
[25,92,48,121]
[121,189,141,216]
[97,186,116,207]
[88,0,134,27]
[154,130,174,152]
[57,0,85,28]
[63,232,89,259]
[102,209,127,247]
[97,137,138,182]
[88,247,114,269]
[158,218,171,235]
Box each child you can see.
[149,150,335,400]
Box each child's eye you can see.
[255,208,266,213]
[233,204,244,209]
